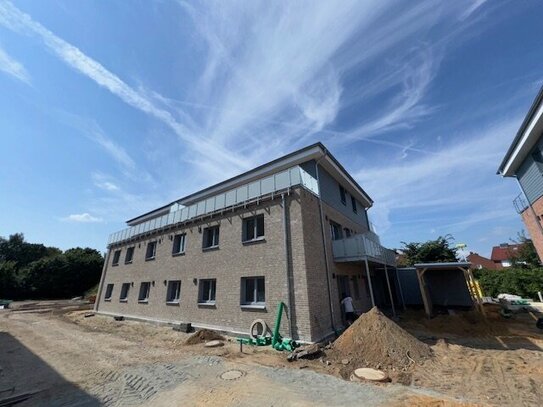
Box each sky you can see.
[0,0,542,257]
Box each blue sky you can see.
[0,0,542,257]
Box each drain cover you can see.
[220,369,245,380]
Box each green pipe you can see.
[272,301,285,347]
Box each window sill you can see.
[166,301,180,306]
[172,252,185,257]
[241,304,266,310]
[124,261,133,265]
[104,298,111,302]
[112,263,119,267]
[120,299,128,303]
[202,246,219,252]
[138,300,149,304]
[242,237,266,245]
[197,302,216,307]
[145,257,156,262]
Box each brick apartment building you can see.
[498,86,543,264]
[95,143,399,343]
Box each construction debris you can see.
[331,307,432,377]
[287,343,321,361]
[185,329,224,345]
[173,323,192,333]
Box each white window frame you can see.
[119,283,130,302]
[104,283,114,301]
[242,214,265,243]
[172,233,186,255]
[145,241,157,261]
[241,277,265,308]
[198,279,216,305]
[202,226,220,250]
[125,247,135,264]
[112,250,121,266]
[166,280,181,304]
[138,282,151,303]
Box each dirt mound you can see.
[185,329,224,345]
[331,307,432,378]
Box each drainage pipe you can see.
[281,193,294,339]
[315,157,337,333]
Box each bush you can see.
[474,267,543,300]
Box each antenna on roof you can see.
[455,243,467,261]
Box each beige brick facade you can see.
[96,185,378,343]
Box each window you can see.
[202,226,220,249]
[242,215,265,242]
[351,196,357,213]
[145,241,157,261]
[138,282,151,302]
[241,277,265,306]
[339,185,346,205]
[330,221,343,240]
[104,284,114,301]
[125,247,134,264]
[172,233,186,255]
[119,283,130,302]
[198,279,216,304]
[166,280,181,303]
[344,228,351,238]
[112,250,121,266]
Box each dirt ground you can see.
[0,301,541,406]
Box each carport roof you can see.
[413,262,471,269]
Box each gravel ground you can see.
[0,306,441,407]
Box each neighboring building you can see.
[498,86,543,263]
[466,252,497,270]
[467,243,523,270]
[490,243,523,268]
[95,143,399,343]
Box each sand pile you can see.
[185,329,224,345]
[332,307,432,375]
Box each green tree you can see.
[399,235,458,267]
[474,267,543,300]
[510,231,540,267]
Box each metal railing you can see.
[332,232,396,266]
[513,193,529,214]
[107,165,320,246]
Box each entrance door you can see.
[337,275,351,323]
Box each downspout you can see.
[281,192,294,339]
[515,176,543,250]
[315,156,337,334]
[94,248,111,312]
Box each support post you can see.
[384,264,396,317]
[417,268,432,318]
[364,258,375,308]
[394,267,406,310]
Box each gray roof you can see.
[498,85,543,176]
[413,262,471,269]
[126,142,373,225]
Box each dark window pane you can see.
[257,278,265,302]
[246,218,255,241]
[256,215,264,237]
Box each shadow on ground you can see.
[0,332,100,406]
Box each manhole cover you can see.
[220,370,245,380]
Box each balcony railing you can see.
[107,165,319,246]
[513,194,529,214]
[332,232,396,266]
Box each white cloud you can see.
[354,116,523,237]
[62,213,103,223]
[0,1,247,178]
[0,45,29,83]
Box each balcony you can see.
[332,232,396,266]
[513,194,529,214]
[108,165,319,246]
